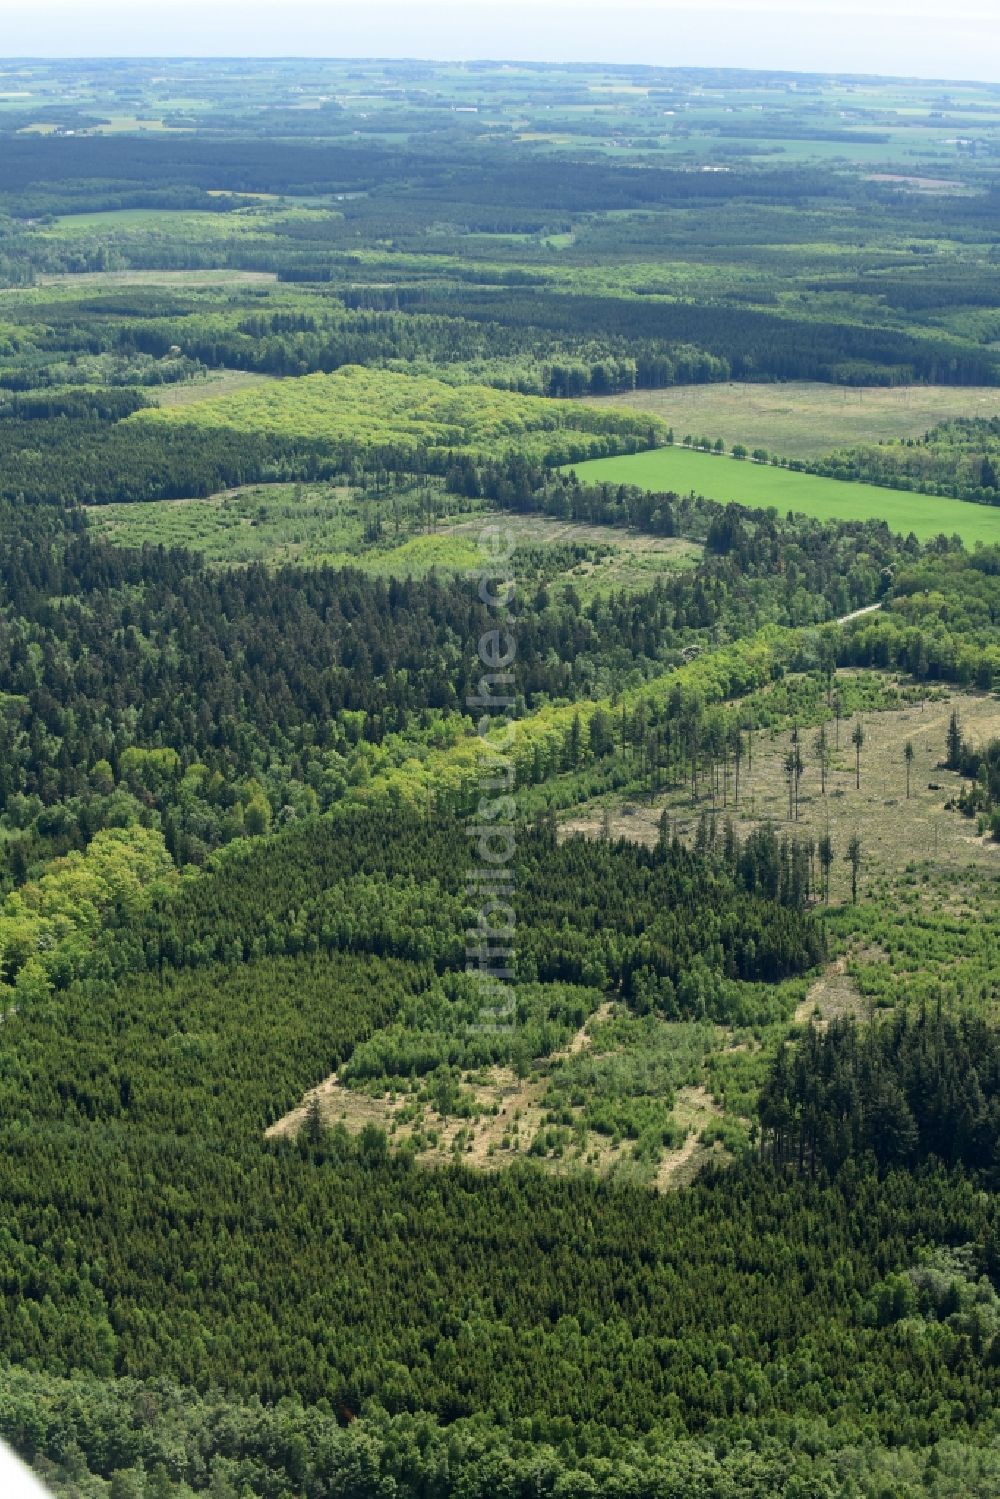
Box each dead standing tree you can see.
[852,721,865,790]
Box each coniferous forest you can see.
[2,53,1000,1499]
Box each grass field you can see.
[581,382,1000,459]
[147,370,279,407]
[42,208,248,235]
[31,269,278,290]
[567,444,1000,545]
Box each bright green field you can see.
[567,446,1000,545]
[44,209,241,234]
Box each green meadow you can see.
[567,444,1000,545]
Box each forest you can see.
[1,53,1000,1499]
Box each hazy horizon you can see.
[4,2,1000,87]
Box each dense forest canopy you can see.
[1,55,1000,1499]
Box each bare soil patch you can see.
[795,957,867,1028]
[267,1003,725,1191]
[266,1003,614,1158]
[654,1085,726,1189]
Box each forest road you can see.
[835,602,883,627]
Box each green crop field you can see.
[567,444,1000,544]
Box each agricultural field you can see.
[584,380,1000,459]
[567,442,1000,543]
[4,59,999,174]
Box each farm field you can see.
[582,381,1000,459]
[567,442,1000,543]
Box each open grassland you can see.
[582,381,1000,459]
[41,207,259,236]
[567,444,1000,544]
[147,370,280,407]
[30,268,278,290]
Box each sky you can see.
[4,0,1000,85]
